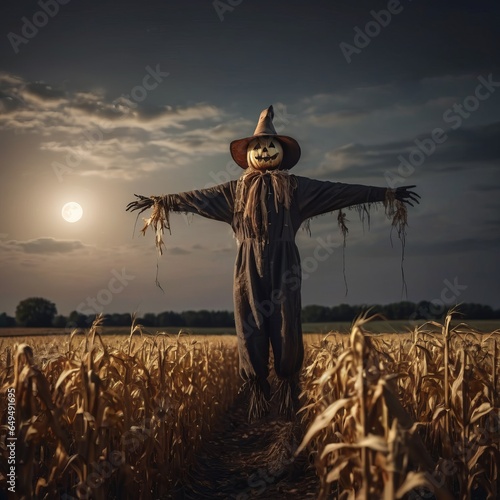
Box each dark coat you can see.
[163,172,387,386]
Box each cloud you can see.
[23,82,67,103]
[0,73,245,180]
[2,237,87,254]
[3,71,499,184]
[305,121,500,180]
[168,246,191,255]
[299,73,496,131]
[300,83,419,128]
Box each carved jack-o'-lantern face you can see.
[246,137,283,170]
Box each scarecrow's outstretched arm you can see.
[296,177,419,221]
[126,182,235,223]
[126,182,236,255]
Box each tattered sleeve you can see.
[296,176,387,222]
[140,181,236,255]
[167,182,235,223]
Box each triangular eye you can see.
[253,143,260,150]
[269,141,275,148]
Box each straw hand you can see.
[395,185,420,207]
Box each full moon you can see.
[62,202,83,223]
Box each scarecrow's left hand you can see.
[126,194,155,215]
[394,185,420,207]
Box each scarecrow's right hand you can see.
[126,194,155,215]
[394,185,420,207]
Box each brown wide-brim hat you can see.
[230,105,301,170]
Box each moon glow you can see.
[62,202,83,223]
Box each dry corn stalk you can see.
[0,316,240,498]
[296,311,499,499]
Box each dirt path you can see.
[171,391,320,499]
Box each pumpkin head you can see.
[246,136,283,170]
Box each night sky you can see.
[1,0,499,317]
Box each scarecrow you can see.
[126,106,419,421]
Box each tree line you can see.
[1,297,499,329]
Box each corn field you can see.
[298,312,500,499]
[0,317,240,499]
[0,312,499,499]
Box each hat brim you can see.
[230,134,301,170]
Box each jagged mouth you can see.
[255,153,279,162]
